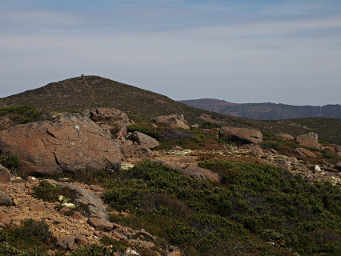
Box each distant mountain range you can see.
[180,98,341,120]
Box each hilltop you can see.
[2,75,341,145]
[181,98,341,120]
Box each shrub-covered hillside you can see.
[103,161,341,256]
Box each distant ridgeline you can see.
[181,99,341,120]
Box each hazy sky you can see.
[1,0,341,105]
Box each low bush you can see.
[0,105,42,124]
[0,219,54,255]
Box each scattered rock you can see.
[296,148,317,158]
[128,131,160,149]
[277,133,294,141]
[88,217,113,231]
[0,164,11,184]
[153,114,190,130]
[0,113,122,176]
[219,127,263,144]
[296,132,320,149]
[0,191,13,206]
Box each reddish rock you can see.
[219,127,263,144]
[0,164,11,184]
[0,113,122,176]
[277,133,294,141]
[85,108,132,140]
[296,148,317,158]
[296,132,320,149]
[153,114,190,130]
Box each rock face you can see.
[0,113,122,176]
[219,127,263,144]
[277,133,294,141]
[128,131,160,149]
[296,132,320,149]
[85,108,132,141]
[0,164,11,183]
[153,114,190,130]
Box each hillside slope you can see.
[1,75,341,145]
[181,98,341,120]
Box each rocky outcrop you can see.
[85,108,132,141]
[296,132,320,149]
[127,131,160,149]
[153,114,190,130]
[219,127,263,144]
[0,113,122,176]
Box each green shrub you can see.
[0,219,54,254]
[0,105,42,124]
[0,151,20,174]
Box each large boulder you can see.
[219,127,263,144]
[85,108,132,141]
[153,114,190,130]
[296,132,320,149]
[127,131,160,149]
[0,113,122,176]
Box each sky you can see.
[1,0,341,105]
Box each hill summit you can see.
[0,75,207,122]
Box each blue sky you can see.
[1,0,341,105]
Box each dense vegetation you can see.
[0,105,42,124]
[102,161,341,256]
